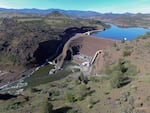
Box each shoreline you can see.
[105,21,150,29]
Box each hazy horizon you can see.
[0,7,150,14]
[0,0,150,14]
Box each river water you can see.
[92,23,150,40]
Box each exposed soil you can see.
[79,36,115,57]
[55,33,115,69]
[103,36,150,75]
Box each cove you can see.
[92,23,150,40]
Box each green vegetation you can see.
[0,12,105,69]
[123,50,132,57]
[2,11,150,113]
[145,32,150,37]
[89,76,100,82]
[17,18,42,22]
[5,53,16,65]
[110,70,124,88]
[25,64,73,87]
[122,44,133,57]
[124,45,133,50]
[75,84,89,101]
[65,84,92,102]
[112,42,117,47]
[66,92,75,103]
[0,52,16,65]
[0,69,149,113]
[25,64,53,87]
[106,59,139,88]
[87,97,99,109]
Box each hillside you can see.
[0,12,105,67]
[0,11,106,86]
[1,19,150,113]
[1,8,150,28]
[103,32,150,75]
[96,13,150,28]
[2,33,150,113]
[2,8,150,113]
[0,8,101,18]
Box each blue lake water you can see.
[92,23,150,40]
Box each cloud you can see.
[0,3,11,8]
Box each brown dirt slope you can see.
[79,35,115,57]
[103,33,150,75]
[55,33,115,70]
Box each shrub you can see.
[88,97,99,106]
[66,93,75,103]
[107,59,138,88]
[74,79,81,85]
[31,87,42,93]
[50,90,60,97]
[146,32,150,37]
[130,85,137,91]
[7,101,23,110]
[123,50,132,57]
[112,43,117,47]
[125,62,139,76]
[110,70,124,88]
[89,76,100,82]
[4,53,16,65]
[76,84,89,101]
[116,47,120,51]
[36,98,53,113]
[125,46,133,50]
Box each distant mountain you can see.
[0,8,150,19]
[97,12,150,28]
[46,11,70,19]
[99,12,150,18]
[0,8,101,18]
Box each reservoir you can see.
[92,23,150,40]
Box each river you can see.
[92,23,150,40]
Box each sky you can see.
[0,0,150,13]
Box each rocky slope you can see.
[102,33,150,75]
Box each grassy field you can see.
[17,18,42,22]
[25,65,69,88]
